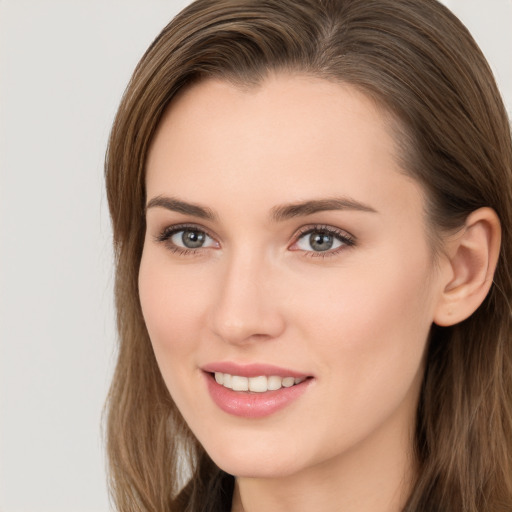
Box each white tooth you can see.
[282,377,295,388]
[294,377,305,385]
[267,375,282,391]
[232,375,249,391]
[249,376,268,393]
[223,373,233,389]
[214,372,224,385]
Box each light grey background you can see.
[0,1,510,511]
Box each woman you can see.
[104,0,512,510]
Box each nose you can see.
[208,250,286,346]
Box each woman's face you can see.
[139,75,448,479]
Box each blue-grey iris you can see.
[310,232,333,251]
[182,230,206,248]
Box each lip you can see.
[201,362,310,379]
[201,363,313,418]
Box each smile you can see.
[214,372,307,392]
[203,365,313,418]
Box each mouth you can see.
[212,372,307,392]
[201,363,313,418]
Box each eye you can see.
[171,228,215,249]
[291,225,355,255]
[156,225,219,253]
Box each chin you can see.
[201,434,311,479]
[213,456,300,479]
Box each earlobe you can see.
[433,207,501,327]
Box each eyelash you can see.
[155,223,215,257]
[154,223,356,258]
[292,225,356,258]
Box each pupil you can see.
[182,230,205,249]
[310,232,333,251]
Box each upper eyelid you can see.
[155,223,216,239]
[293,224,356,241]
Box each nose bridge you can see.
[209,246,284,344]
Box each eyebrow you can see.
[145,195,377,222]
[270,197,377,222]
[146,196,217,221]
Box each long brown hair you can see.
[104,1,512,510]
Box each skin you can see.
[139,75,455,512]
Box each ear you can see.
[434,207,501,327]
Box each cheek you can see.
[138,249,209,380]
[295,247,436,395]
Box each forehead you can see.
[150,74,397,164]
[146,74,423,222]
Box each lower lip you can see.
[204,373,312,418]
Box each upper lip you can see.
[201,362,311,378]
